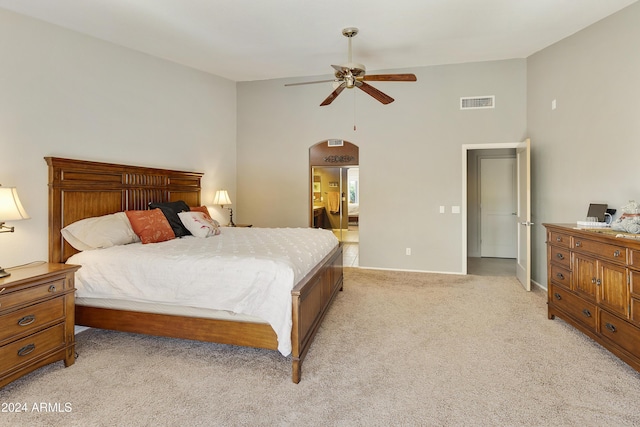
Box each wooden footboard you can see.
[292,243,343,383]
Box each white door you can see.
[516,138,532,291]
[480,157,517,258]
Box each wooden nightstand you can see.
[0,263,80,388]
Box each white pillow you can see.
[178,211,221,238]
[61,212,140,251]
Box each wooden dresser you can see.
[545,224,640,372]
[0,263,80,388]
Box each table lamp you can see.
[213,190,235,227]
[0,185,31,278]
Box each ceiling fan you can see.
[285,27,417,106]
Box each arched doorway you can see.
[309,140,359,250]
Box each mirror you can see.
[313,175,321,201]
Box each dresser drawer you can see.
[572,238,627,264]
[0,277,67,312]
[0,297,65,344]
[0,323,65,373]
[549,264,571,289]
[599,310,640,356]
[550,246,571,269]
[549,284,597,331]
[549,230,571,248]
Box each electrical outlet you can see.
[406,248,412,256]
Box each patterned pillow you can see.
[189,206,212,220]
[125,209,175,244]
[178,211,221,238]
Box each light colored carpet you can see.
[2,268,640,426]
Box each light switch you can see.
[452,206,460,214]
[439,206,445,214]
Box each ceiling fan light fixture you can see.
[345,74,355,89]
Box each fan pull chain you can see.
[353,90,357,131]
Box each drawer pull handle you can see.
[596,279,602,286]
[17,343,36,357]
[18,315,36,326]
[605,323,617,333]
[575,241,582,247]
[613,250,621,257]
[556,272,565,280]
[556,253,565,260]
[48,285,57,293]
[582,309,592,318]
[556,236,562,242]
[554,292,562,300]
[592,277,597,284]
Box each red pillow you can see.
[190,206,213,220]
[125,209,175,244]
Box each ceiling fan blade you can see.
[362,73,417,82]
[285,79,336,87]
[320,83,346,106]
[357,82,394,105]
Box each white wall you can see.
[237,59,527,273]
[0,9,237,268]
[5,3,636,282]
[527,2,640,286]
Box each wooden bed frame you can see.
[46,157,343,383]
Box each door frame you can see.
[309,140,359,242]
[462,142,525,275]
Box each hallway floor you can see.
[467,257,516,276]
[343,242,359,267]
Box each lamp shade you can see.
[213,190,232,206]
[0,186,30,221]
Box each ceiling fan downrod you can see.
[342,27,358,64]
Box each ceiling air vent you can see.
[460,96,495,110]
[328,139,344,147]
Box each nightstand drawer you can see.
[0,297,65,344]
[0,323,65,373]
[0,277,67,311]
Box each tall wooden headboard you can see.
[46,157,203,263]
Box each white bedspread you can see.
[67,227,338,356]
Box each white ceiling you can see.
[0,0,636,82]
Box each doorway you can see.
[468,149,517,276]
[310,140,359,266]
[462,140,532,291]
